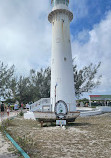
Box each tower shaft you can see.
[48,0,76,112]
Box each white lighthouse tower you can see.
[48,0,76,112]
[25,0,80,122]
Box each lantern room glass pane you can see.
[51,0,69,7]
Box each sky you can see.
[0,0,111,98]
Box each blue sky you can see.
[0,0,111,98]
[70,0,111,37]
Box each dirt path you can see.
[0,112,18,158]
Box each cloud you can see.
[0,0,51,75]
[72,11,111,95]
[0,0,110,97]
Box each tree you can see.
[9,75,34,104]
[73,62,102,98]
[5,61,101,103]
[15,76,32,104]
[0,61,15,99]
[9,77,17,100]
[28,62,101,100]
[29,67,51,101]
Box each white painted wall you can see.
[49,1,76,112]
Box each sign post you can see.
[56,120,66,126]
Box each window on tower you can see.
[64,57,67,61]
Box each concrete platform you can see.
[24,111,80,122]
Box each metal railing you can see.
[30,98,51,112]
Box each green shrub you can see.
[10,105,14,111]
[19,110,24,116]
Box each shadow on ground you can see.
[42,122,92,127]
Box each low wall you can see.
[80,109,102,117]
[24,106,111,120]
[80,106,111,117]
[96,106,111,112]
[24,111,36,120]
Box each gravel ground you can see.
[5,113,111,158]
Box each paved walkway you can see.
[0,112,17,122]
[0,112,18,158]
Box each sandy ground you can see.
[0,132,18,158]
[0,112,19,158]
[6,113,111,158]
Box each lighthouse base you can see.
[33,111,80,123]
